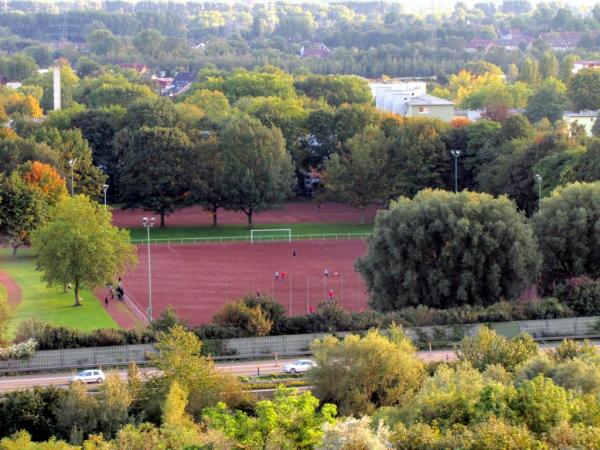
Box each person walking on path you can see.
[324,268,329,278]
[292,249,297,258]
[274,271,280,281]
[104,297,109,308]
[281,271,286,280]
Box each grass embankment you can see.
[1,247,118,337]
[128,222,374,241]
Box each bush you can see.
[458,327,539,372]
[553,279,600,316]
[212,300,273,337]
[0,339,37,360]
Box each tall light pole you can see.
[142,217,155,322]
[102,184,109,206]
[535,174,542,212]
[450,150,461,193]
[68,158,77,196]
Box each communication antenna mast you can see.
[430,0,436,48]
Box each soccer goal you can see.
[250,228,292,243]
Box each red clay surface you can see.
[116,240,369,326]
[0,271,22,307]
[112,200,379,228]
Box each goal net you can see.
[250,228,292,244]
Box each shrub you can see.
[553,279,600,316]
[0,339,37,360]
[458,327,539,372]
[213,300,273,337]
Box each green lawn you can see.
[128,222,374,242]
[1,248,118,337]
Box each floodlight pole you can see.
[68,158,77,196]
[535,174,542,212]
[102,184,109,206]
[450,150,461,193]
[142,217,155,322]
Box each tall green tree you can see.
[383,118,451,198]
[540,50,559,79]
[220,116,294,228]
[188,136,226,226]
[519,57,541,86]
[568,69,600,110]
[323,126,389,223]
[526,78,568,124]
[85,28,120,56]
[119,127,192,227]
[357,189,540,311]
[1,54,38,81]
[31,195,136,306]
[294,75,373,107]
[532,182,600,290]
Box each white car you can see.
[69,369,106,384]
[282,359,317,374]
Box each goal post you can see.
[250,228,292,244]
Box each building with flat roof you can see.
[370,81,454,122]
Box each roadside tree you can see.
[31,195,136,306]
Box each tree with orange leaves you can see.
[18,161,67,204]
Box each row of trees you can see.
[4,324,600,448]
[359,183,600,312]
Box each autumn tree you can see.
[0,173,48,258]
[31,195,136,306]
[18,161,67,204]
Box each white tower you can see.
[53,64,61,111]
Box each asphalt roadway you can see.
[0,349,457,393]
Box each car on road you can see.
[69,369,106,384]
[282,359,317,374]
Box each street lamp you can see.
[535,174,542,212]
[68,158,77,196]
[142,217,156,322]
[102,184,109,206]
[450,150,461,193]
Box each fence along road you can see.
[0,349,457,393]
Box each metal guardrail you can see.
[130,232,373,245]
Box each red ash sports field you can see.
[118,240,369,326]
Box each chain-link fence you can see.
[1,316,599,374]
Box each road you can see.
[0,349,457,392]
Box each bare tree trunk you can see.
[360,206,366,225]
[74,280,81,306]
[247,208,253,229]
[160,210,165,227]
[11,244,19,259]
